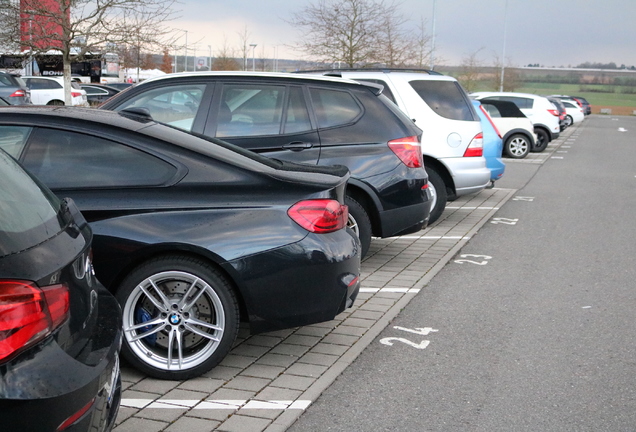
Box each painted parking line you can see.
[359,288,421,293]
[121,399,313,410]
[444,206,500,210]
[398,235,471,240]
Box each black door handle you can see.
[282,141,314,151]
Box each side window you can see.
[283,87,311,134]
[354,79,396,104]
[115,84,206,132]
[309,87,361,129]
[409,80,476,121]
[482,104,502,118]
[500,96,533,109]
[217,84,285,137]
[0,126,32,158]
[21,128,177,189]
[28,79,61,90]
[84,86,108,96]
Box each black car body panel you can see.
[100,72,431,254]
[0,106,360,379]
[0,149,121,431]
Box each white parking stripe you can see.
[121,399,313,410]
[359,288,421,293]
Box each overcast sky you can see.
[173,0,636,68]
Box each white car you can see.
[560,100,585,126]
[478,99,537,159]
[22,76,88,106]
[305,69,490,224]
[471,92,560,152]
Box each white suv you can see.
[304,69,489,223]
[471,92,560,151]
[22,76,88,106]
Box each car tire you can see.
[532,128,549,152]
[345,195,372,259]
[504,134,530,159]
[47,100,64,106]
[426,167,447,224]
[116,255,239,380]
[564,115,573,127]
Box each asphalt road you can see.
[288,115,636,431]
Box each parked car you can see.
[571,95,592,115]
[22,76,88,106]
[551,94,591,117]
[472,100,505,182]
[100,71,432,255]
[80,83,120,106]
[106,82,135,91]
[0,71,30,105]
[478,99,537,159]
[561,99,585,126]
[0,106,361,380]
[471,92,560,152]
[547,97,569,131]
[0,147,122,431]
[297,68,489,224]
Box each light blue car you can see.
[472,100,505,183]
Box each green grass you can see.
[471,80,636,107]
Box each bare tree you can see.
[413,16,433,68]
[237,25,251,71]
[492,54,520,91]
[289,0,402,67]
[373,5,414,67]
[212,36,240,71]
[457,48,485,93]
[0,0,178,104]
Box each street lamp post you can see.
[208,45,212,71]
[430,0,437,70]
[499,0,509,91]
[250,43,257,71]
[184,30,188,72]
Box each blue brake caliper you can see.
[135,307,157,346]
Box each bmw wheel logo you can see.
[169,314,181,325]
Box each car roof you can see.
[0,105,349,184]
[302,69,458,82]
[472,91,546,99]
[135,71,370,88]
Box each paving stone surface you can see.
[113,127,573,432]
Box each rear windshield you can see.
[409,80,477,121]
[0,149,62,256]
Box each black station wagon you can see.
[101,72,432,257]
[0,106,360,380]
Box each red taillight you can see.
[9,89,26,98]
[463,133,483,157]
[547,109,560,116]
[0,281,69,362]
[388,136,423,168]
[478,105,502,138]
[71,91,82,98]
[288,199,348,233]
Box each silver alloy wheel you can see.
[122,270,225,372]
[347,213,360,237]
[509,136,529,157]
[428,180,438,214]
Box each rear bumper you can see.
[230,229,362,334]
[442,156,491,197]
[0,285,122,432]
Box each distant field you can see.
[471,81,636,115]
